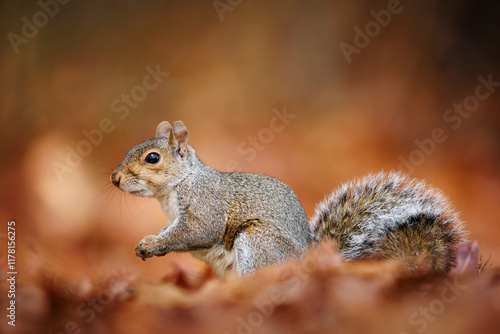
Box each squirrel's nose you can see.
[111,172,121,187]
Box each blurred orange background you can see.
[1,0,499,286]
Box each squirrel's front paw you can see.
[134,235,167,261]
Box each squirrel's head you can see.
[110,120,191,197]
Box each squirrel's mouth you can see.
[129,190,143,196]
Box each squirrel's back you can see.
[310,172,467,274]
[221,171,313,248]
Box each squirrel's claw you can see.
[134,247,152,261]
[135,235,167,260]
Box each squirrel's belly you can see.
[190,245,237,277]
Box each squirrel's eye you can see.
[145,152,161,164]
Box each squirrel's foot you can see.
[134,235,168,260]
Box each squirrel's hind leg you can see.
[233,223,303,276]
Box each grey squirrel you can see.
[110,120,467,277]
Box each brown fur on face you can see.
[111,121,190,198]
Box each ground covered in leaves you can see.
[2,241,499,334]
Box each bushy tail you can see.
[308,172,468,274]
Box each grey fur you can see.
[112,129,312,276]
[310,171,468,272]
[112,121,468,276]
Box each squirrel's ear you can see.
[156,121,172,139]
[172,120,189,158]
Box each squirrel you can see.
[110,120,468,277]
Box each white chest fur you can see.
[190,246,237,277]
[159,189,180,225]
